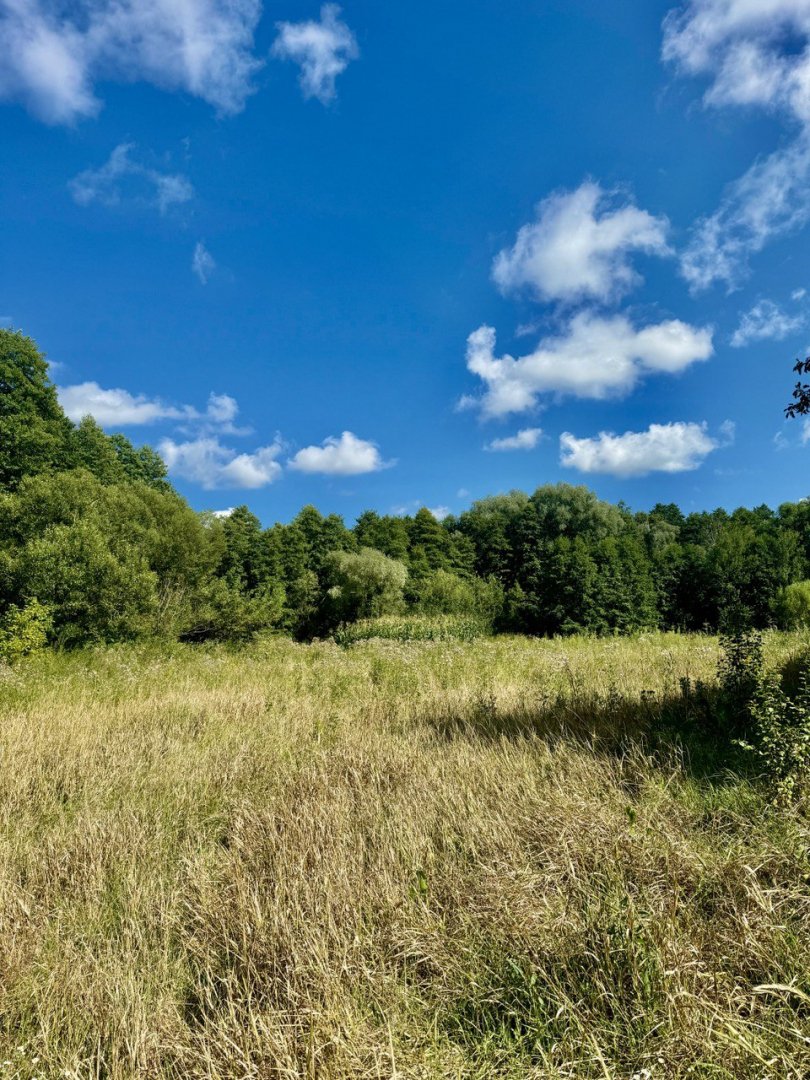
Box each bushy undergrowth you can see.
[333,613,488,645]
[0,599,51,663]
[0,632,808,1078]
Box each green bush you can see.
[745,672,810,806]
[0,600,52,663]
[716,629,765,736]
[325,548,407,624]
[776,580,810,629]
[416,569,504,627]
[181,579,285,643]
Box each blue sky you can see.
[1,0,809,523]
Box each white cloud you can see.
[211,507,236,518]
[663,0,810,124]
[159,436,283,489]
[664,3,810,289]
[803,419,810,444]
[427,506,450,521]
[288,431,392,475]
[731,299,805,346]
[680,136,810,290]
[58,382,245,431]
[493,182,671,305]
[69,143,193,214]
[59,382,185,425]
[560,421,723,477]
[205,392,238,425]
[485,427,543,452]
[464,313,713,419]
[272,3,358,104]
[192,241,216,284]
[793,287,807,300]
[0,0,263,124]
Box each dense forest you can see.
[2,327,810,653]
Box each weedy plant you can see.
[745,666,810,806]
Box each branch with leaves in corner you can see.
[785,356,810,418]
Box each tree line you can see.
[2,327,809,652]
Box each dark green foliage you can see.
[0,329,73,490]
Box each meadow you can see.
[1,631,809,1079]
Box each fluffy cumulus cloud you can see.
[463,313,713,419]
[288,431,392,475]
[159,436,283,490]
[192,241,216,284]
[731,298,805,346]
[272,4,358,104]
[560,421,724,477]
[58,383,243,431]
[492,182,671,305]
[59,382,185,425]
[485,427,543,452]
[69,143,193,214]
[0,0,263,124]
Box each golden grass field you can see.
[1,632,809,1079]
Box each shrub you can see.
[416,569,504,627]
[745,672,810,806]
[0,600,52,663]
[325,548,407,623]
[776,580,810,629]
[181,579,285,643]
[716,629,765,737]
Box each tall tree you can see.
[0,329,72,490]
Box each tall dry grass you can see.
[0,632,808,1078]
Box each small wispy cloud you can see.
[730,299,805,348]
[272,4,359,104]
[69,143,193,214]
[192,241,216,285]
[680,138,810,292]
[485,427,543,452]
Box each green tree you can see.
[66,416,129,485]
[776,580,810,629]
[0,329,72,490]
[325,548,407,624]
[17,521,158,645]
